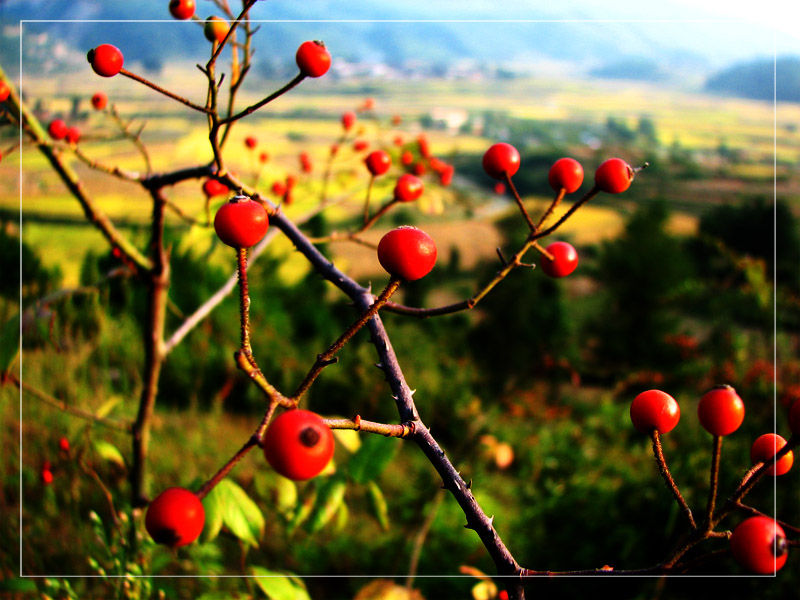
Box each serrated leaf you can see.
[332,427,361,453]
[93,440,125,468]
[95,395,122,419]
[0,313,20,375]
[347,435,399,484]
[251,567,311,600]
[203,479,264,547]
[367,481,390,531]
[305,477,346,534]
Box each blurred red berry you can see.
[482,143,520,180]
[0,81,9,102]
[341,111,356,131]
[353,140,369,152]
[204,16,229,44]
[244,136,257,149]
[365,150,391,176]
[271,181,286,197]
[169,0,195,20]
[65,126,80,144]
[58,437,70,453]
[394,174,424,202]
[750,433,794,476]
[594,158,634,194]
[90,92,107,110]
[48,119,67,140]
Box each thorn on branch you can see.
[496,247,507,266]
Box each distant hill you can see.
[704,56,800,102]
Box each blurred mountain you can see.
[2,0,797,82]
[705,56,800,102]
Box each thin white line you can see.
[18,18,759,24]
[18,20,24,580]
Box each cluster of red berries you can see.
[630,385,795,573]
[47,119,81,144]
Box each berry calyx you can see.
[145,487,205,547]
[697,384,745,437]
[213,195,269,248]
[548,158,584,194]
[48,119,67,141]
[244,136,257,150]
[750,433,794,476]
[168,0,195,20]
[482,143,520,180]
[377,226,437,281]
[365,150,391,176]
[90,92,107,110]
[630,389,681,435]
[730,517,788,574]
[341,111,356,131]
[540,241,578,278]
[262,409,334,481]
[204,16,229,44]
[594,158,634,194]
[87,44,124,77]
[393,174,424,202]
[295,40,331,78]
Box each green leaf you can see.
[92,440,125,468]
[254,470,298,519]
[347,434,399,484]
[251,567,311,600]
[0,578,38,592]
[95,395,123,419]
[201,485,225,544]
[305,477,346,534]
[367,480,390,531]
[0,313,20,375]
[205,479,265,547]
[287,483,317,536]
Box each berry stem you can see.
[650,430,696,529]
[290,278,401,401]
[119,68,212,114]
[530,186,599,242]
[236,246,255,362]
[219,73,306,125]
[536,188,566,230]
[363,175,376,225]
[704,435,722,530]
[322,416,415,438]
[503,172,537,232]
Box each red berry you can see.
[362,97,375,111]
[377,226,437,281]
[259,151,269,164]
[540,241,579,278]
[393,135,404,147]
[730,516,788,574]
[145,487,205,547]
[244,136,257,150]
[58,437,70,453]
[353,139,369,152]
[202,179,228,198]
[594,158,634,194]
[330,144,339,156]
[271,181,286,197]
[48,119,67,140]
[90,92,107,110]
[41,469,54,485]
[630,389,681,435]
[65,126,80,145]
[401,151,413,166]
[365,150,391,176]
[482,143,520,180]
[548,158,584,194]
[213,195,269,248]
[0,80,10,102]
[417,135,431,159]
[295,40,331,78]
[168,0,195,20]
[262,409,334,481]
[789,398,800,436]
[697,384,745,437]
[494,182,506,195]
[392,115,402,126]
[750,433,794,476]
[498,592,509,600]
[87,44,124,77]
[393,174,424,202]
[439,165,454,187]
[412,162,426,176]
[204,16,229,44]
[299,151,313,173]
[286,175,297,189]
[341,111,356,131]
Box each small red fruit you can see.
[244,136,257,150]
[392,114,402,126]
[697,384,745,437]
[548,158,584,194]
[594,158,634,194]
[412,162,426,176]
[0,81,10,102]
[341,111,356,131]
[41,469,54,485]
[202,179,228,198]
[213,195,269,248]
[730,516,788,574]
[58,437,70,453]
[365,150,391,177]
[393,135,404,147]
[750,433,794,476]
[87,44,124,77]
[630,389,681,435]
[299,151,313,173]
[377,226,437,281]
[204,16,229,44]
[262,409,334,481]
[65,126,81,145]
[393,174,424,203]
[48,119,67,140]
[439,164,454,187]
[401,151,413,166]
[90,92,107,110]
[417,135,431,159]
[145,487,205,547]
[482,143,520,180]
[353,139,369,152]
[271,181,286,197]
[296,40,331,78]
[540,241,578,278]
[169,0,195,20]
[494,182,506,195]
[259,151,269,164]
